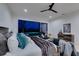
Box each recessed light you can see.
[49,16,52,18]
[24,9,28,13]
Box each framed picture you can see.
[63,23,71,33]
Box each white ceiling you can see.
[7,3,79,21]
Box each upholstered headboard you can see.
[25,32,42,36]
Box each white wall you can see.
[0,4,12,30]
[48,10,79,51]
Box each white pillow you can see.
[7,33,19,54]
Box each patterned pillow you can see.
[17,33,29,49]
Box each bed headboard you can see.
[25,32,42,36]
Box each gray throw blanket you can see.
[0,33,9,55]
[30,36,57,56]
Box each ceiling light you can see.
[24,9,28,13]
[49,16,52,18]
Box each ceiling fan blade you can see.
[40,9,48,12]
[51,9,58,13]
[49,3,55,10]
[50,3,54,7]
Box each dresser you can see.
[58,33,74,42]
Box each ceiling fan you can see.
[40,3,58,13]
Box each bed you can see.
[0,26,57,56]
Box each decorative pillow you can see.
[7,33,19,54]
[17,33,29,49]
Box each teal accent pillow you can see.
[17,33,29,49]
